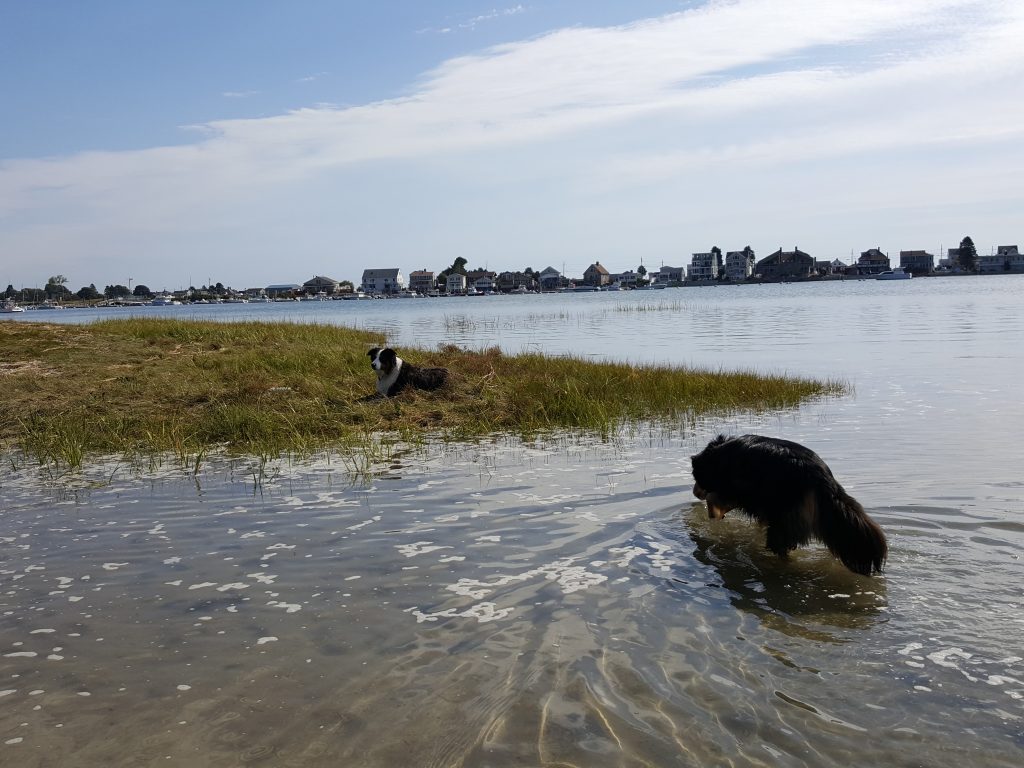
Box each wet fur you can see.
[367,347,448,397]
[690,434,887,575]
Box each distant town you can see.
[3,238,1021,308]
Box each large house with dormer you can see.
[856,248,890,275]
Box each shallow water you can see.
[2,276,1023,766]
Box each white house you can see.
[688,251,721,281]
[446,273,468,294]
[724,248,755,281]
[361,268,404,295]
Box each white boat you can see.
[877,267,912,280]
[1,299,25,313]
[150,296,182,306]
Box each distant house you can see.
[538,267,563,291]
[856,248,890,275]
[755,248,814,279]
[583,262,611,286]
[446,273,468,294]
[688,251,722,281]
[724,248,755,281]
[653,266,686,284]
[361,268,404,295]
[610,270,641,287]
[496,271,536,292]
[302,275,340,295]
[266,283,301,298]
[816,259,846,275]
[899,250,935,275]
[465,270,497,293]
[979,245,1023,273]
[408,270,435,294]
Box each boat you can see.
[150,296,182,306]
[1,299,25,313]
[877,267,912,280]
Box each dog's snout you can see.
[692,482,707,500]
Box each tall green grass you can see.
[0,317,846,468]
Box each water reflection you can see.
[680,502,887,639]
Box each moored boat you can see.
[877,267,912,280]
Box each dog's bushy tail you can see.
[815,484,887,575]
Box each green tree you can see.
[133,284,152,297]
[637,264,647,277]
[959,236,978,272]
[76,284,101,301]
[105,284,130,298]
[4,284,13,299]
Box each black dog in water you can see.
[367,347,449,397]
[690,434,887,575]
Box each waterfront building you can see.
[361,268,404,295]
[979,245,1023,273]
[583,262,611,286]
[856,248,890,275]
[899,250,935,274]
[724,248,755,281]
[755,248,814,279]
[538,267,564,291]
[688,251,721,281]
[446,273,468,294]
[408,270,435,294]
[302,275,341,295]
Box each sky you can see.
[2,0,1023,293]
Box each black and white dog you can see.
[367,347,449,397]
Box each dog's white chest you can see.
[375,357,403,395]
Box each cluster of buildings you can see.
[254,243,1022,298]
[686,244,1024,282]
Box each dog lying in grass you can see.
[690,434,887,575]
[367,347,449,397]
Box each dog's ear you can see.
[379,348,397,365]
[367,347,380,358]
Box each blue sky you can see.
[2,0,1022,292]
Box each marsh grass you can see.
[0,318,846,468]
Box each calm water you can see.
[2,276,1022,766]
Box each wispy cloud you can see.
[418,4,526,35]
[222,90,261,99]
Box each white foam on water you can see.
[267,601,301,613]
[407,601,514,624]
[397,541,452,558]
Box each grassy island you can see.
[0,318,846,468]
